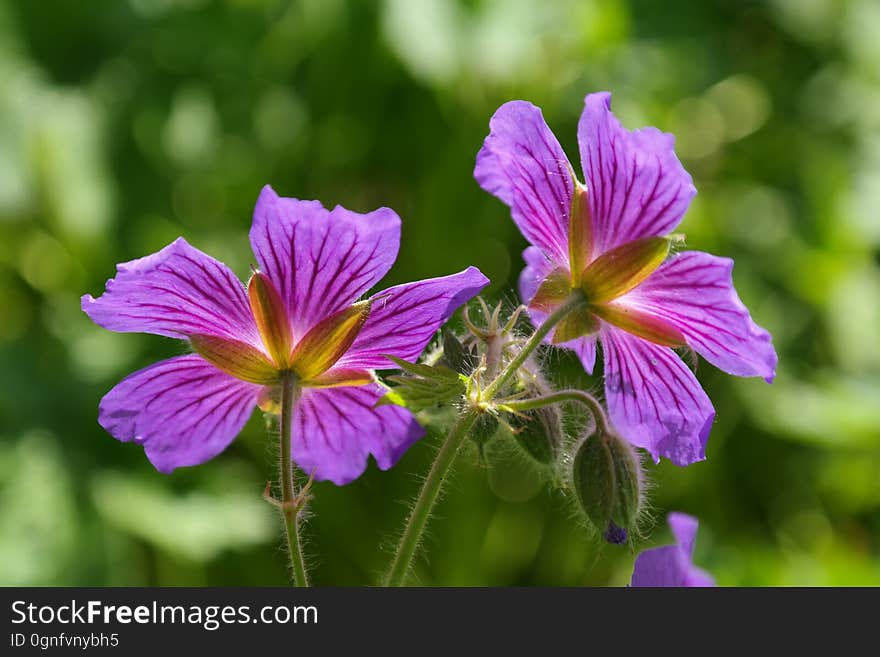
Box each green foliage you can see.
[1,0,879,585]
[378,356,467,412]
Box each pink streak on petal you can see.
[249,185,401,337]
[601,325,715,466]
[291,384,424,485]
[335,266,488,370]
[475,101,574,265]
[82,237,260,347]
[617,251,777,382]
[98,355,260,473]
[577,92,696,257]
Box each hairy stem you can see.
[279,372,309,587]
[481,293,587,401]
[384,409,479,586]
[500,389,611,436]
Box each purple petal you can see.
[630,545,687,587]
[98,355,260,473]
[667,511,699,558]
[618,251,777,382]
[518,245,557,304]
[335,267,489,370]
[291,384,424,485]
[601,326,715,466]
[519,246,596,373]
[631,512,715,587]
[249,185,401,336]
[82,237,260,346]
[475,101,573,265]
[578,92,696,256]
[569,337,597,375]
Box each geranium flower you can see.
[82,186,488,484]
[630,512,714,587]
[475,92,776,465]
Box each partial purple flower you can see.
[83,185,488,484]
[475,92,777,466]
[630,512,715,587]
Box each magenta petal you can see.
[292,384,423,485]
[335,267,489,370]
[601,326,715,466]
[618,251,777,382]
[249,185,401,336]
[98,355,260,473]
[82,237,259,345]
[631,513,715,587]
[475,101,574,265]
[578,92,696,256]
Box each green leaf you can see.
[376,356,467,412]
[440,329,475,375]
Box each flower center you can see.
[191,272,375,392]
[531,182,685,347]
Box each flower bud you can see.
[509,404,563,466]
[571,430,641,545]
[469,413,499,463]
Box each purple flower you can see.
[82,185,488,485]
[475,92,777,465]
[630,512,715,587]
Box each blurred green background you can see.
[2,0,879,586]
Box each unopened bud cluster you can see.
[428,298,647,545]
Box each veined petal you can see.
[580,235,673,304]
[189,334,278,384]
[617,251,777,382]
[335,267,488,370]
[247,271,293,368]
[98,355,259,473]
[291,384,423,485]
[249,185,401,336]
[601,326,715,466]
[290,300,371,381]
[82,237,260,346]
[475,101,574,265]
[592,302,685,347]
[578,93,696,256]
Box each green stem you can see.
[384,409,479,586]
[500,389,611,436]
[279,372,309,587]
[481,293,587,401]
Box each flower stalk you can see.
[499,388,610,436]
[384,409,479,586]
[278,371,310,587]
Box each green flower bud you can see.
[469,413,499,463]
[571,430,641,545]
[509,404,563,466]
